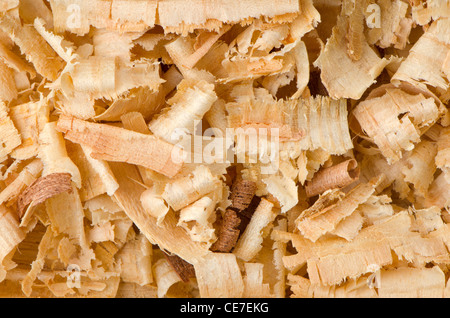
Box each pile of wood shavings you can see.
[0,0,449,298]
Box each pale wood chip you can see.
[410,206,444,235]
[140,187,170,226]
[9,100,48,160]
[19,0,53,28]
[243,263,273,298]
[411,0,450,25]
[436,127,450,177]
[418,172,450,210]
[227,93,353,156]
[0,102,21,162]
[67,57,163,101]
[402,140,437,196]
[288,274,377,298]
[0,60,17,102]
[275,211,449,286]
[0,205,25,282]
[87,222,115,243]
[193,253,244,298]
[377,266,446,298]
[115,234,153,286]
[49,0,157,35]
[162,165,222,211]
[177,196,217,246]
[329,211,364,241]
[289,0,321,39]
[95,65,182,122]
[262,175,298,213]
[314,9,388,99]
[0,41,36,77]
[165,26,231,76]
[66,143,119,201]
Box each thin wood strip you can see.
[56,115,184,178]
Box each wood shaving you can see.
[305,158,360,197]
[0,0,450,299]
[17,172,72,218]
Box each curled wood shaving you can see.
[296,176,382,242]
[314,6,388,99]
[0,13,64,81]
[161,165,222,211]
[17,173,72,218]
[38,121,82,188]
[227,93,353,156]
[392,18,450,90]
[210,209,241,253]
[148,79,217,143]
[229,178,257,212]
[233,198,276,261]
[288,274,377,298]
[177,196,217,246]
[153,258,187,298]
[163,252,196,283]
[0,159,42,207]
[9,101,47,160]
[159,0,299,35]
[353,86,444,163]
[140,187,170,226]
[110,162,211,264]
[305,159,360,198]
